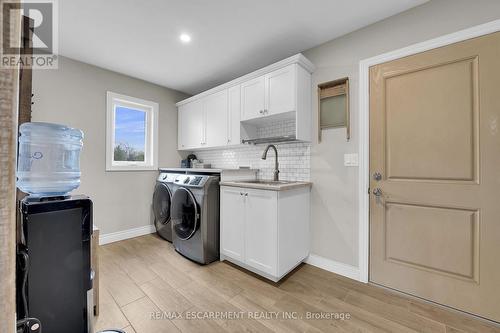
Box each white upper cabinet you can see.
[266,65,296,116]
[176,54,314,150]
[241,76,266,121]
[204,89,228,148]
[178,99,203,150]
[227,85,241,146]
[241,64,299,121]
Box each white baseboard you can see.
[99,225,156,245]
[305,253,361,282]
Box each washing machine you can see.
[152,172,179,242]
[171,174,220,264]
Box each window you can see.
[106,91,158,171]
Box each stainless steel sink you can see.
[239,180,295,185]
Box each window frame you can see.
[106,91,159,171]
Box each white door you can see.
[221,187,245,261]
[227,85,241,145]
[179,100,203,149]
[245,189,277,275]
[241,76,265,121]
[266,64,296,116]
[204,90,228,147]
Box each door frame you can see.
[357,19,500,283]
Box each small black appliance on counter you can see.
[17,195,94,333]
[181,154,197,168]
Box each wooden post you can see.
[0,0,21,330]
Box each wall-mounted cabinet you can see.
[241,76,266,121]
[241,64,304,121]
[204,89,228,148]
[178,99,203,150]
[177,54,314,151]
[177,88,237,150]
[227,85,241,146]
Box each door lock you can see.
[373,172,382,181]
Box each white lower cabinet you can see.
[220,186,310,281]
[220,188,245,261]
[244,189,277,275]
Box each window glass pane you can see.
[320,94,346,128]
[114,106,146,162]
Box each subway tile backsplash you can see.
[256,118,296,138]
[193,119,310,181]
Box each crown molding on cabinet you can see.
[176,53,315,107]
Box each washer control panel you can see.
[174,175,207,187]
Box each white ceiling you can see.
[59,0,427,94]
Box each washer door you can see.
[171,187,199,240]
[152,183,172,240]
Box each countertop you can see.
[220,180,312,191]
[158,167,256,173]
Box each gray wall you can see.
[303,0,500,267]
[32,56,188,235]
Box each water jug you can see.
[17,122,84,196]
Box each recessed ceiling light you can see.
[179,33,191,43]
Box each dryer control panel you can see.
[174,175,208,188]
[157,172,179,183]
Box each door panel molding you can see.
[383,56,480,183]
[383,202,480,283]
[358,19,500,285]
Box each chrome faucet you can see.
[261,144,279,181]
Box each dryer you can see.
[152,172,179,242]
[171,174,220,264]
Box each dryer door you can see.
[171,187,199,240]
[153,183,172,241]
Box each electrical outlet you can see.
[344,153,359,167]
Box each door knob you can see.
[373,172,382,181]
[373,188,382,197]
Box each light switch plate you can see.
[344,153,359,167]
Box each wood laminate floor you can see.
[95,234,500,333]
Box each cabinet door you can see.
[227,85,241,145]
[179,100,203,149]
[204,90,228,148]
[266,64,296,116]
[245,189,278,275]
[241,76,265,121]
[221,187,246,261]
[177,106,184,150]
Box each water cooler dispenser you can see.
[16,122,94,333]
[17,196,94,333]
